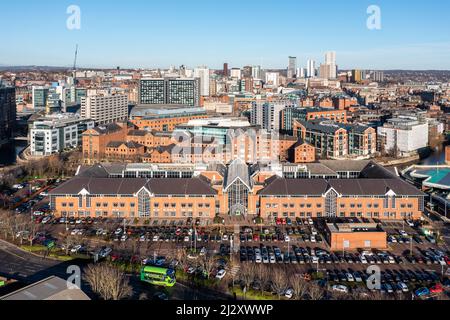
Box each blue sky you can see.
[1,0,449,69]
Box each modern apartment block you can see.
[30,113,94,156]
[49,160,425,221]
[377,116,429,156]
[281,107,347,133]
[251,101,295,132]
[80,94,128,125]
[139,78,200,107]
[0,85,16,146]
[294,120,376,159]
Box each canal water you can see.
[0,140,27,167]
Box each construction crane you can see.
[72,44,78,84]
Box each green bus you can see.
[140,266,176,287]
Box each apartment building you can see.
[81,94,128,125]
[377,116,429,156]
[82,122,129,163]
[294,120,376,159]
[281,107,347,133]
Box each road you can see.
[0,240,228,300]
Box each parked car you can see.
[332,285,348,294]
[215,269,227,280]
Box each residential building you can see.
[80,94,128,125]
[288,56,297,78]
[294,120,376,159]
[377,117,429,156]
[193,67,210,97]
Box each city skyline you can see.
[1,0,450,70]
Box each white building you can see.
[377,117,429,156]
[265,72,280,87]
[193,66,210,96]
[307,60,316,78]
[81,94,128,125]
[30,113,94,156]
[251,101,289,132]
[230,68,242,80]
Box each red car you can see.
[253,233,260,242]
[276,218,282,226]
[281,218,287,225]
[444,256,450,266]
[430,283,443,294]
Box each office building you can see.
[30,113,94,156]
[32,86,49,111]
[288,56,297,78]
[0,85,16,146]
[223,63,229,77]
[139,78,200,107]
[49,160,425,220]
[130,107,208,132]
[81,94,128,125]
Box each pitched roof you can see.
[259,178,329,196]
[328,179,425,196]
[258,177,425,197]
[0,276,90,301]
[49,177,217,196]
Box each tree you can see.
[84,263,132,300]
[255,264,271,296]
[271,267,288,300]
[239,263,255,295]
[199,254,216,279]
[290,275,309,300]
[61,233,78,256]
[308,282,325,300]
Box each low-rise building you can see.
[325,223,387,251]
[50,160,425,220]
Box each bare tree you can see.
[308,282,325,301]
[271,267,288,300]
[84,263,132,300]
[255,264,271,296]
[290,275,309,300]
[61,233,78,256]
[199,254,216,279]
[238,263,255,299]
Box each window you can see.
[364,240,371,248]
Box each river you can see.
[0,140,27,167]
[419,141,449,166]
